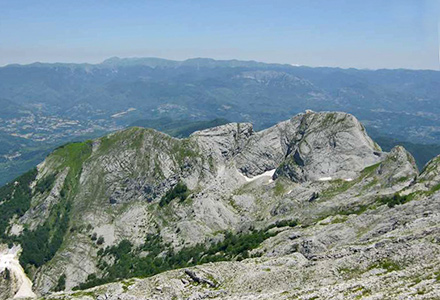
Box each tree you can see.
[54,274,66,292]
[97,236,105,245]
[4,268,10,280]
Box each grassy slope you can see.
[0,119,228,186]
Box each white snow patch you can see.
[318,177,332,181]
[0,245,36,299]
[241,169,276,182]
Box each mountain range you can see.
[1,57,440,186]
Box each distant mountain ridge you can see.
[1,56,440,185]
[129,117,230,138]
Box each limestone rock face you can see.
[416,155,440,189]
[273,112,382,182]
[44,185,440,299]
[375,146,418,188]
[4,110,440,299]
[191,122,253,162]
[234,117,300,176]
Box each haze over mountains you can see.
[1,57,440,185]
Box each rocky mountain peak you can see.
[375,146,418,187]
[2,111,440,299]
[191,122,253,160]
[410,154,440,192]
[275,111,383,182]
[226,111,382,182]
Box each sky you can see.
[0,0,439,69]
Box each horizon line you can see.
[1,56,439,72]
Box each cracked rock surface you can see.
[2,111,440,299]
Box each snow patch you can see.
[0,245,36,299]
[318,177,332,181]
[241,169,276,182]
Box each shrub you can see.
[54,274,66,292]
[266,219,298,230]
[4,268,10,280]
[159,182,189,207]
[35,174,56,194]
[76,229,278,290]
[97,236,105,245]
[378,193,411,208]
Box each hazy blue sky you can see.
[1,0,439,69]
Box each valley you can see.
[1,58,440,186]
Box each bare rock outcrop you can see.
[273,112,382,182]
[3,110,439,300]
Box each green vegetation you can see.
[377,193,413,208]
[0,166,71,272]
[97,128,146,154]
[19,194,72,270]
[314,203,372,225]
[429,183,440,194]
[159,182,189,207]
[435,270,440,281]
[0,168,38,239]
[266,219,298,230]
[369,259,401,272]
[20,141,93,269]
[4,268,10,281]
[75,229,276,290]
[35,174,56,194]
[330,216,348,224]
[349,286,371,299]
[97,236,105,245]
[320,163,381,199]
[274,180,286,196]
[337,265,363,279]
[338,204,369,216]
[51,141,93,172]
[0,141,94,273]
[338,259,402,280]
[53,274,66,292]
